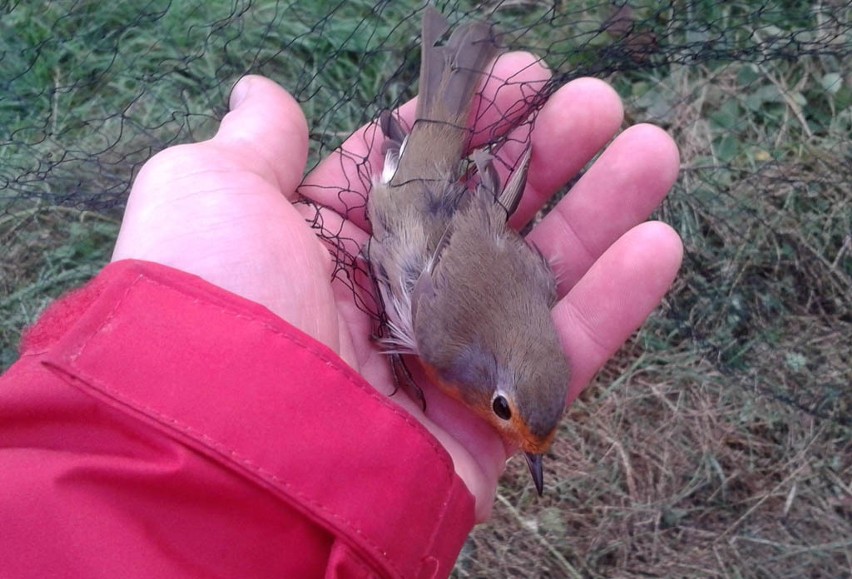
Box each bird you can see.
[366,6,570,496]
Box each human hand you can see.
[113,62,682,521]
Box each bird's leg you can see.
[390,353,427,411]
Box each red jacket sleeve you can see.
[0,260,474,578]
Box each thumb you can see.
[216,75,309,199]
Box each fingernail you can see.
[229,76,252,110]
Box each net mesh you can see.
[2,1,850,576]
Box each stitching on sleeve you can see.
[63,271,461,576]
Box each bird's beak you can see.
[524,452,544,496]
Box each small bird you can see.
[367,7,570,495]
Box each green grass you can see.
[0,0,425,359]
[0,208,118,369]
[2,1,850,577]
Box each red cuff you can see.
[2,260,474,578]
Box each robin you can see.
[367,7,570,496]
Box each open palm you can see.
[113,60,681,521]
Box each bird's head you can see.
[423,331,570,495]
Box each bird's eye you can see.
[492,395,511,421]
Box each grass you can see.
[0,207,118,369]
[2,1,850,577]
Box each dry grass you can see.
[458,340,850,577]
